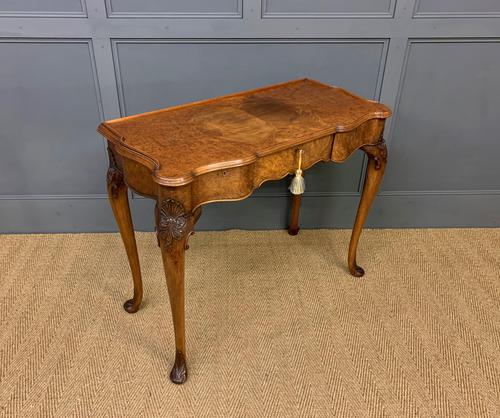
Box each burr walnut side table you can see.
[97,79,391,384]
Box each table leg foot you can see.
[170,351,188,384]
[123,298,141,313]
[349,264,365,278]
[288,226,300,236]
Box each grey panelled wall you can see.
[0,0,499,233]
[0,0,86,17]
[106,0,242,18]
[262,0,395,17]
[0,41,104,195]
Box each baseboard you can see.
[1,193,498,233]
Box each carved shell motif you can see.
[106,147,123,198]
[157,199,190,247]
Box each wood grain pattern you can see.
[99,78,391,384]
[98,78,390,187]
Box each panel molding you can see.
[0,0,87,18]
[6,189,497,204]
[111,38,389,119]
[384,37,500,195]
[262,0,396,19]
[357,38,389,193]
[130,189,363,201]
[413,0,500,19]
[0,194,108,200]
[2,193,499,233]
[105,0,242,19]
[0,38,106,201]
[253,191,361,197]
[379,190,500,196]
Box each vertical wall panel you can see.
[383,40,500,192]
[0,0,85,17]
[414,0,500,17]
[0,41,105,195]
[106,0,242,18]
[262,0,394,18]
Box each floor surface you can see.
[1,229,499,417]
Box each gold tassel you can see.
[289,149,305,195]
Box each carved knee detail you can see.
[156,199,195,249]
[362,139,387,170]
[107,147,124,198]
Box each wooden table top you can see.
[98,78,390,186]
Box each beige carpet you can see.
[0,229,499,417]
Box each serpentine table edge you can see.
[97,78,391,384]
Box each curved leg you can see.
[348,140,387,277]
[288,193,302,236]
[107,147,143,313]
[156,198,200,384]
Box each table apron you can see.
[113,117,385,209]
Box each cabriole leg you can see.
[156,198,199,384]
[106,147,143,313]
[348,140,387,277]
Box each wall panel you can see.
[106,0,242,18]
[0,0,86,17]
[383,40,500,192]
[414,0,500,18]
[0,40,106,197]
[262,0,395,18]
[0,0,499,231]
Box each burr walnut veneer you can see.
[97,78,391,384]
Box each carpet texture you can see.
[0,229,499,417]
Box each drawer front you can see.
[332,118,385,162]
[190,134,333,207]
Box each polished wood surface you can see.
[98,78,391,384]
[98,78,390,187]
[348,140,388,277]
[288,192,302,236]
[106,148,143,314]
